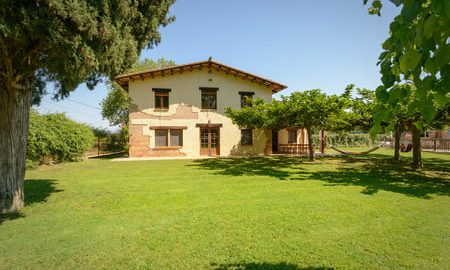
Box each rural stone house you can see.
[115,59,308,158]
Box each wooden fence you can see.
[278,144,309,155]
[385,137,450,153]
[420,138,450,152]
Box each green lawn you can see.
[1,149,449,269]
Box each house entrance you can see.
[200,128,220,156]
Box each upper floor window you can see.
[239,92,254,108]
[288,129,297,144]
[241,129,253,146]
[200,87,218,110]
[153,88,170,109]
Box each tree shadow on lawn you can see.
[191,154,450,199]
[0,179,62,225]
[210,262,334,270]
[25,179,63,205]
[293,156,449,199]
[190,156,308,180]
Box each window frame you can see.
[239,91,255,108]
[155,129,169,147]
[153,88,171,110]
[241,128,253,146]
[170,129,183,147]
[288,129,297,144]
[153,128,184,148]
[200,87,218,110]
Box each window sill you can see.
[153,146,182,150]
[153,108,169,112]
[200,109,217,112]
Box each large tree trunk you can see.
[393,127,401,161]
[0,86,32,213]
[306,126,315,161]
[411,124,422,169]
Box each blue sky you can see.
[36,0,400,130]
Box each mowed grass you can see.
[0,150,449,269]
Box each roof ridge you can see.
[115,59,288,93]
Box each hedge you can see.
[311,133,392,148]
[28,110,94,164]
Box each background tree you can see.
[0,0,175,213]
[226,90,347,161]
[373,83,448,168]
[344,85,377,132]
[101,58,176,126]
[284,90,348,161]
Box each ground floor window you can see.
[155,129,183,147]
[241,129,253,146]
[170,129,183,146]
[288,129,297,144]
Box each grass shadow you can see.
[88,152,127,160]
[1,179,62,225]
[190,156,308,180]
[0,211,25,225]
[191,153,449,199]
[211,262,334,270]
[293,157,449,199]
[25,179,63,205]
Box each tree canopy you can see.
[0,0,176,213]
[365,0,450,133]
[226,89,348,161]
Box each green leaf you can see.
[399,50,421,73]
[391,63,401,76]
[419,97,436,123]
[435,45,450,68]
[401,0,419,23]
[424,58,437,75]
[389,0,402,7]
[423,15,437,38]
[372,0,382,9]
[375,86,389,102]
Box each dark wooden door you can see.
[272,130,278,153]
[200,128,220,156]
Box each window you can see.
[153,88,170,109]
[155,130,168,147]
[288,129,297,144]
[239,92,254,108]
[154,129,183,147]
[170,129,183,146]
[241,129,253,146]
[200,87,218,110]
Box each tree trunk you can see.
[393,127,401,161]
[0,86,32,213]
[264,129,272,156]
[411,123,422,169]
[306,126,315,161]
[320,130,327,154]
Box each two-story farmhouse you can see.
[115,59,308,158]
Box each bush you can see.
[311,133,390,147]
[28,110,95,164]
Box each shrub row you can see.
[311,133,391,147]
[28,110,94,164]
